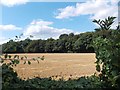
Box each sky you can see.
[0,0,119,44]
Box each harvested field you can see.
[8,53,97,80]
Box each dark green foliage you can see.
[93,16,120,88]
[20,75,102,89]
[2,63,102,89]
[41,56,45,60]
[93,16,116,31]
[3,41,24,53]
[2,63,22,89]
[45,38,54,53]
[1,54,46,89]
[28,61,31,65]
[73,32,94,53]
[59,34,68,39]
[2,32,95,53]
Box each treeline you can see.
[2,30,113,53]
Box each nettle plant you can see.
[93,16,120,88]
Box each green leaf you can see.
[37,60,39,64]
[15,36,18,38]
[14,60,20,64]
[21,57,24,60]
[0,60,4,63]
[93,19,97,23]
[24,61,26,64]
[41,56,44,60]
[28,61,31,65]
[14,55,19,59]
[32,58,36,61]
[11,60,15,64]
[112,75,120,86]
[96,64,101,72]
[111,71,118,76]
[4,54,8,59]
[8,55,12,59]
[30,35,33,38]
[24,56,27,59]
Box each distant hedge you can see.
[2,29,114,53]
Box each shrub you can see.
[93,16,120,88]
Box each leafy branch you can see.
[93,16,116,31]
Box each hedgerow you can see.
[1,16,120,89]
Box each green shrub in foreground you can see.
[93,16,120,88]
[2,63,102,89]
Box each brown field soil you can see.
[6,53,97,80]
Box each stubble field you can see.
[9,53,97,80]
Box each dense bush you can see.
[2,63,102,89]
[2,63,22,89]
[93,17,120,88]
